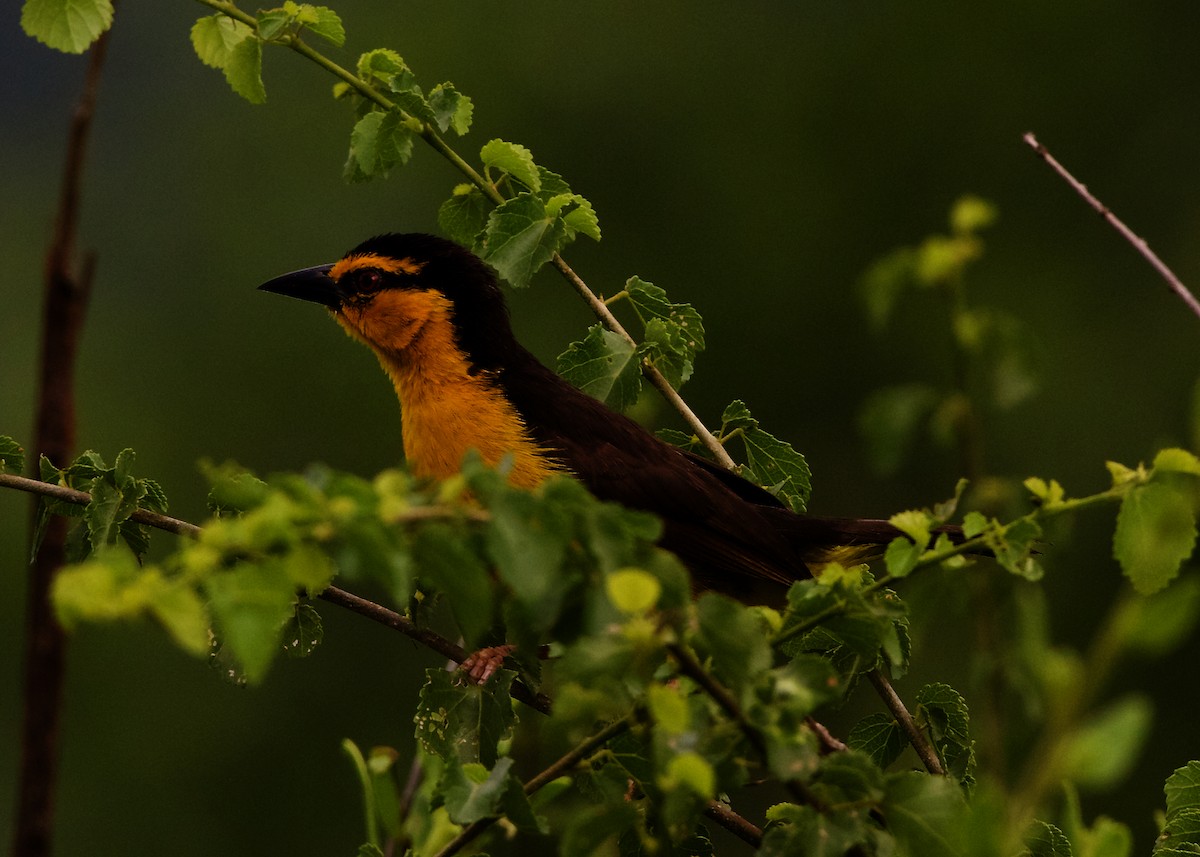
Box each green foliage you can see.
[858,196,1038,478]
[0,436,24,473]
[20,0,113,54]
[14,2,1200,854]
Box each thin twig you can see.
[432,715,636,857]
[191,0,737,469]
[867,670,944,776]
[666,642,821,809]
[14,23,112,857]
[1023,132,1200,320]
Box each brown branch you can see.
[867,670,944,776]
[1023,131,1200,320]
[14,24,113,857]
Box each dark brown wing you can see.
[498,353,816,596]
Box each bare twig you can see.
[14,24,112,857]
[1023,132,1200,320]
[867,670,944,776]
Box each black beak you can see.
[258,263,341,309]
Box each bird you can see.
[259,232,924,601]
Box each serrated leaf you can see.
[847,712,906,769]
[481,193,565,287]
[1155,448,1200,477]
[626,276,705,351]
[638,316,694,390]
[721,400,758,432]
[22,0,114,54]
[480,139,540,191]
[346,109,414,182]
[255,9,291,41]
[556,324,642,411]
[438,185,490,250]
[298,4,344,45]
[414,667,515,768]
[429,83,473,135]
[1026,821,1073,857]
[356,48,408,83]
[916,682,975,784]
[390,88,436,126]
[225,34,266,104]
[544,193,601,242]
[191,14,253,69]
[884,536,924,578]
[1166,762,1200,817]
[1114,482,1198,595]
[739,424,813,514]
[694,593,773,697]
[204,561,296,683]
[281,602,323,658]
[0,436,25,473]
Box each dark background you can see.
[2,1,1198,853]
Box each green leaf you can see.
[738,421,813,514]
[52,549,209,656]
[694,593,772,697]
[414,667,515,768]
[637,316,695,390]
[1114,482,1198,594]
[413,523,494,647]
[297,4,344,45]
[847,712,906,769]
[916,682,975,785]
[884,536,924,579]
[860,246,916,331]
[950,194,998,235]
[859,384,940,476]
[428,83,474,135]
[1061,695,1151,790]
[481,193,566,287]
[624,277,704,349]
[255,9,291,41]
[721,400,758,432]
[442,756,538,830]
[1026,821,1073,857]
[345,109,414,182]
[0,436,25,473]
[881,772,967,857]
[225,33,267,104]
[204,561,296,683]
[1165,762,1200,817]
[1118,575,1200,656]
[438,185,490,250]
[557,324,642,411]
[606,568,662,615]
[480,139,540,191]
[281,602,323,658]
[21,0,114,53]
[1155,448,1200,477]
[192,14,253,69]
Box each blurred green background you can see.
[3,1,1199,853]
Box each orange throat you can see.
[336,291,564,489]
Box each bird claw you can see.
[458,644,515,685]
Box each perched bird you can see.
[259,232,918,600]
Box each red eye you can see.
[355,270,383,292]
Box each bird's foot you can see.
[458,644,516,685]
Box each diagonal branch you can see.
[191,0,737,470]
[1023,132,1200,321]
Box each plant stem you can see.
[14,26,110,856]
[1023,132,1200,321]
[431,714,636,857]
[867,670,945,776]
[190,0,737,470]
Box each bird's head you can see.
[259,233,517,371]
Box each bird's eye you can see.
[350,269,384,294]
